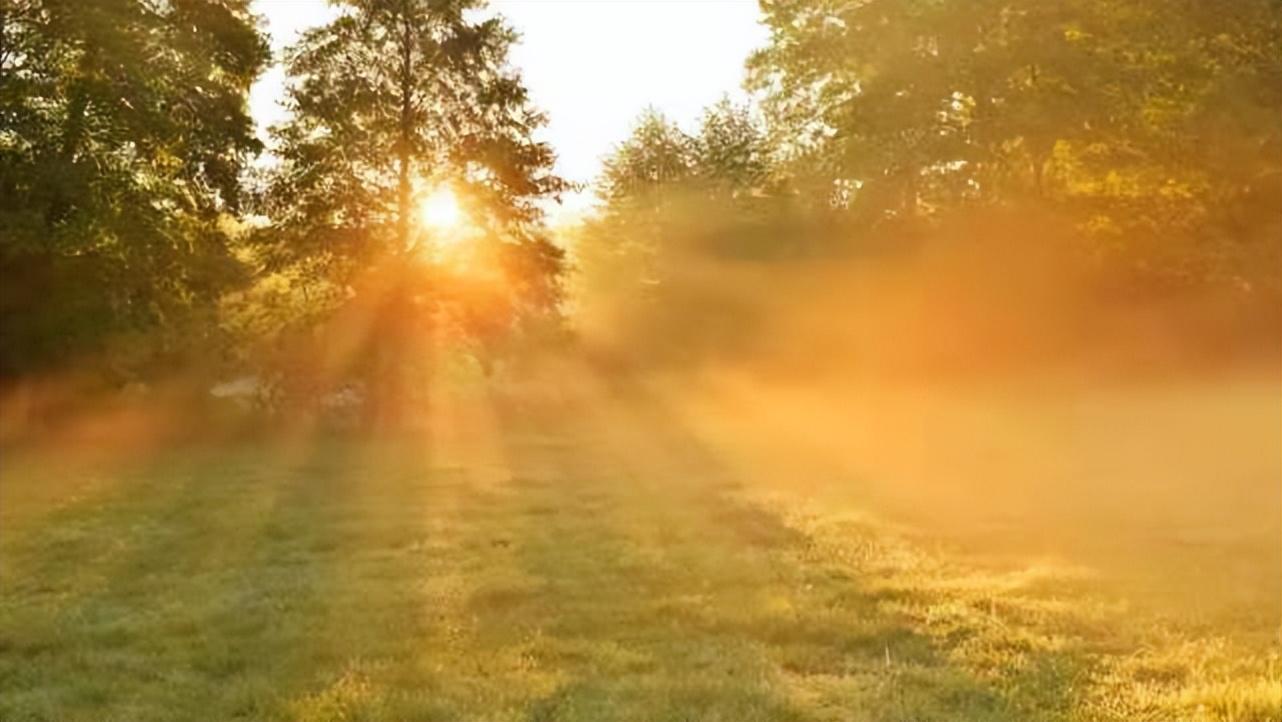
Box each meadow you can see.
[2,365,1278,722]
[6,1,1280,719]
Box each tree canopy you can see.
[745,0,1282,287]
[2,0,1277,391]
[259,0,567,273]
[249,0,570,416]
[0,0,268,380]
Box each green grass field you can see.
[2,378,1278,721]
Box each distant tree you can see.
[596,108,696,220]
[595,101,773,214]
[576,104,787,360]
[258,0,569,419]
[0,0,268,381]
[583,102,790,272]
[749,0,1129,214]
[747,0,1282,289]
[693,99,772,200]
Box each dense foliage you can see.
[3,0,1278,388]
[744,0,1282,288]
[0,0,268,380]
[574,0,1281,366]
[249,0,569,417]
[259,0,566,271]
[575,103,795,360]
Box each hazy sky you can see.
[248,0,769,220]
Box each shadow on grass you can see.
[0,439,379,721]
[1,379,1217,722]
[478,379,1101,722]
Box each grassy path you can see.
[1,380,1278,721]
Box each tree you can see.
[257,0,569,419]
[747,0,1282,292]
[0,0,268,381]
[693,99,772,201]
[575,104,788,361]
[749,1,1125,214]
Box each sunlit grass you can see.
[1,374,1277,721]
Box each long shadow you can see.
[644,379,1110,721]
[0,436,375,721]
[481,376,1103,722]
[471,382,811,722]
[0,378,1110,721]
[272,436,499,722]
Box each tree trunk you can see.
[369,9,417,432]
[396,17,413,255]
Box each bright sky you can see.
[249,0,769,222]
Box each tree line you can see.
[2,0,567,411]
[2,0,1279,393]
[576,0,1281,363]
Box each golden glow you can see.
[420,187,464,232]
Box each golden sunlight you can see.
[420,187,464,232]
[8,3,1278,721]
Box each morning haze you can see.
[2,1,1279,720]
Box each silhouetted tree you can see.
[257,0,569,421]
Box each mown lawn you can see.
[1,384,1278,721]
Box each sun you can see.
[419,187,463,231]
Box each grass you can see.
[1,378,1278,721]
